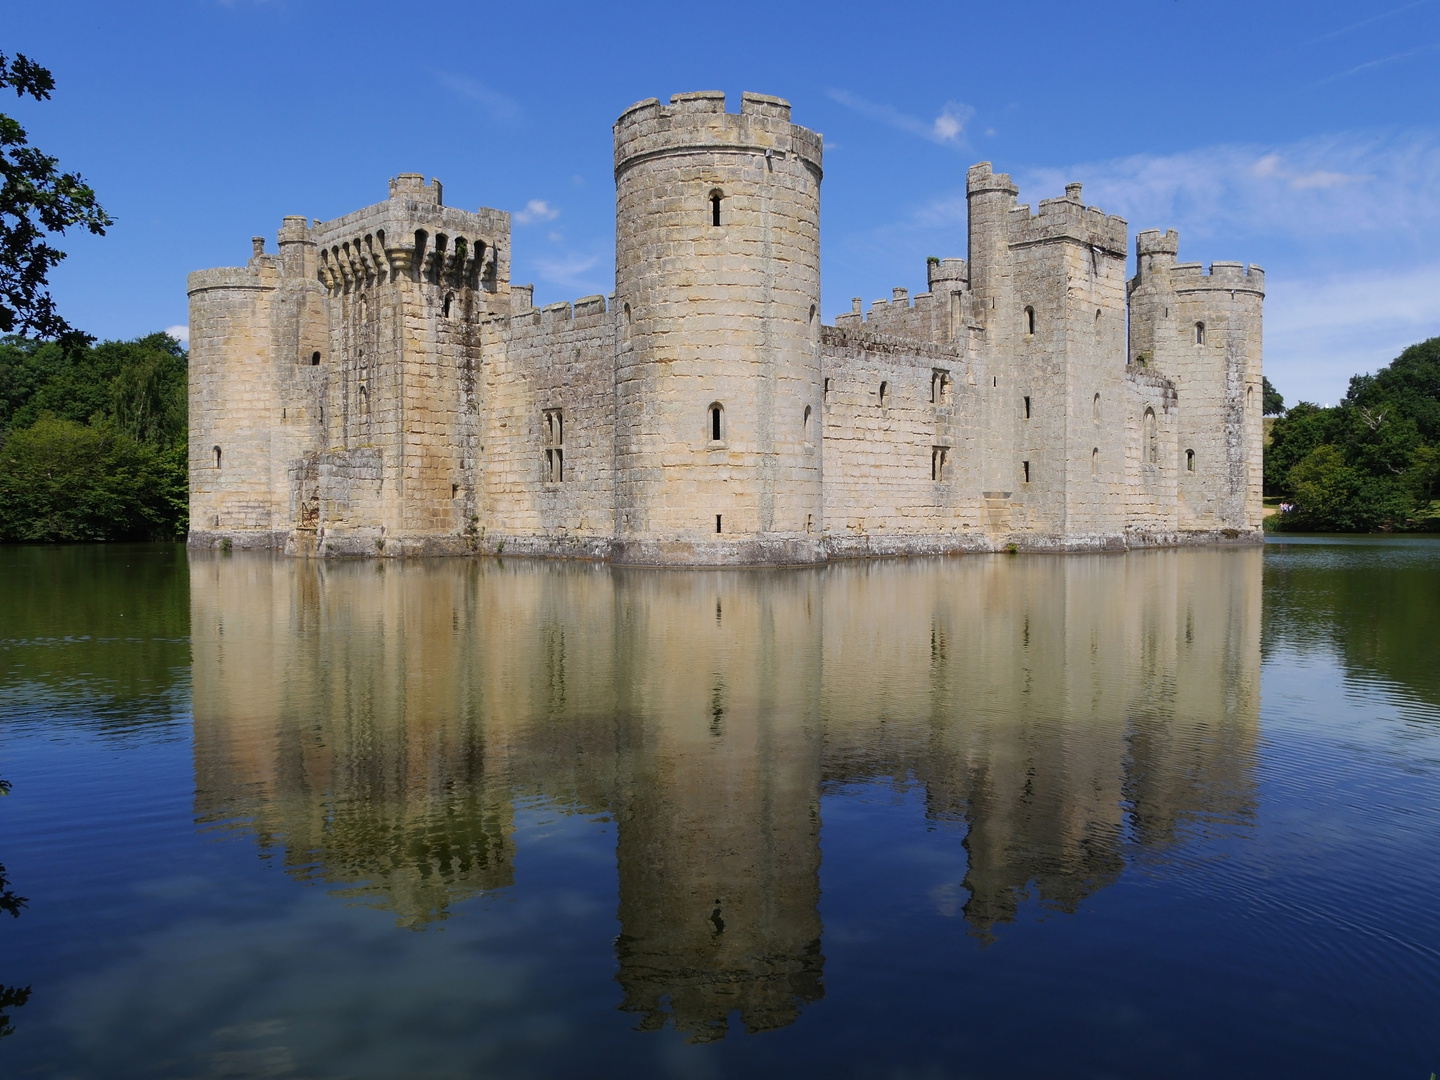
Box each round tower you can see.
[612,91,824,565]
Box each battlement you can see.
[1170,260,1265,293]
[927,257,968,292]
[967,162,1019,198]
[487,292,609,331]
[1136,228,1180,258]
[1006,182,1127,255]
[613,90,821,179]
[306,176,511,295]
[389,173,442,206]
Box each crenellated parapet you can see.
[1007,183,1127,256]
[613,90,823,181]
[309,175,510,299]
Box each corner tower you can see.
[612,92,825,565]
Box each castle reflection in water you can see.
[190,550,1260,1041]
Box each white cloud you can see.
[165,324,189,345]
[827,89,974,147]
[514,199,559,225]
[433,72,522,123]
[532,253,602,293]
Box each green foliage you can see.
[1267,335,1440,531]
[0,332,188,541]
[0,416,186,541]
[1262,375,1284,416]
[1,52,113,345]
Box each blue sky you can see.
[6,0,1440,406]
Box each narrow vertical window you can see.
[932,446,948,481]
[824,377,831,404]
[1022,460,1030,483]
[1092,447,1099,477]
[311,351,321,366]
[543,408,564,482]
[711,192,722,227]
[1186,448,1195,472]
[879,381,888,407]
[1195,321,1205,344]
[1024,306,1035,336]
[716,514,722,533]
[710,403,724,443]
[1095,308,1103,342]
[1023,395,1031,419]
[1143,407,1158,465]
[1093,392,1101,421]
[442,292,453,318]
[213,446,222,469]
[802,404,812,444]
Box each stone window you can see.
[931,446,949,481]
[1095,308,1103,342]
[709,402,725,445]
[1024,306,1035,336]
[1093,392,1101,421]
[442,292,453,318]
[710,190,723,227]
[359,384,369,417]
[806,513,814,534]
[544,408,564,482]
[1092,447,1099,477]
[1195,321,1205,345]
[1186,448,1195,472]
[879,380,888,407]
[213,445,222,470]
[1022,460,1031,484]
[310,351,321,366]
[931,369,952,403]
[1023,395,1031,420]
[824,377,831,405]
[716,514,722,534]
[1143,407,1158,465]
[803,404,812,445]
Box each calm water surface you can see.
[1,542,1437,1078]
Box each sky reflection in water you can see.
[0,542,1437,1079]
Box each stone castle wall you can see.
[187,92,1265,564]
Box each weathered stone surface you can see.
[187,95,1264,564]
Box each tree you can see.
[1262,375,1284,416]
[1,52,112,346]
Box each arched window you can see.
[809,304,818,344]
[802,404,812,444]
[442,292,453,318]
[1195,321,1205,344]
[879,380,888,407]
[1092,392,1101,421]
[1095,308,1103,342]
[359,384,369,417]
[622,303,632,343]
[709,402,724,443]
[1143,407,1158,465]
[1092,447,1099,477]
[1024,306,1035,336]
[213,445,222,469]
[1247,385,1254,410]
[710,190,723,227]
[311,351,321,366]
[1186,448,1195,472]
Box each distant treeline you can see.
[1267,336,1440,532]
[0,333,187,541]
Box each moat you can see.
[1,542,1437,1078]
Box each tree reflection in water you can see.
[189,549,1262,1039]
[0,777,32,1040]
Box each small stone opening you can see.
[1195,321,1206,345]
[931,446,949,481]
[311,351,321,366]
[1024,395,1031,420]
[1186,448,1195,472]
[442,292,453,318]
[716,514,722,534]
[879,380,888,407]
[1143,407,1158,465]
[710,191,722,227]
[802,404,812,444]
[709,402,724,443]
[213,445,222,470]
[1022,460,1030,484]
[1024,306,1035,336]
[1093,392,1101,421]
[1092,447,1099,477]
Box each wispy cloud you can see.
[165,324,189,345]
[826,89,974,146]
[1300,0,1433,47]
[514,199,559,225]
[434,72,522,123]
[532,253,602,294]
[1308,41,1440,87]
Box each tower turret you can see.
[612,91,825,564]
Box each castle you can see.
[187,91,1265,564]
